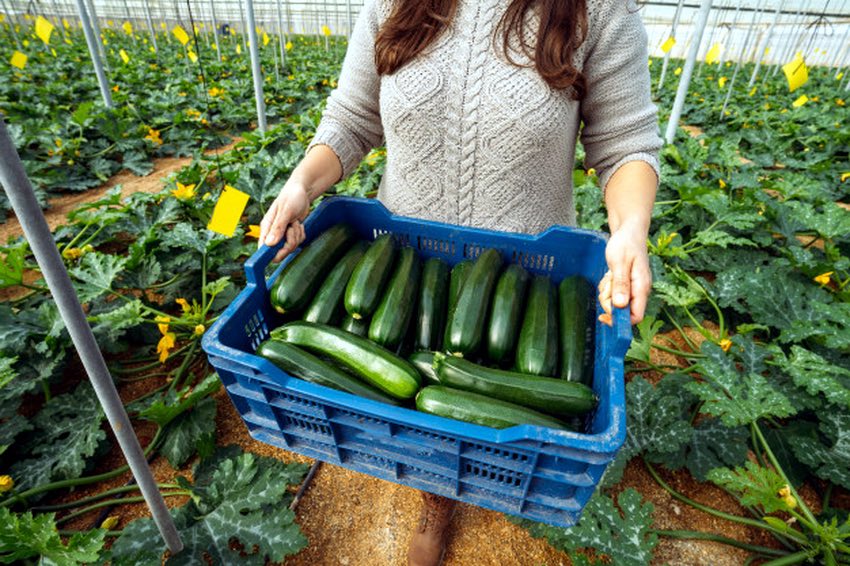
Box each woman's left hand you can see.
[597,219,652,326]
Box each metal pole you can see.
[0,117,184,556]
[83,0,107,63]
[716,4,740,68]
[720,0,762,119]
[208,0,220,61]
[696,2,723,77]
[142,0,157,52]
[276,0,285,70]
[244,0,267,132]
[345,0,352,37]
[770,0,810,77]
[748,0,782,88]
[74,0,112,107]
[830,26,850,70]
[657,0,686,91]
[237,0,247,51]
[1,0,23,49]
[665,0,714,144]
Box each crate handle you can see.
[244,243,281,293]
[612,306,632,358]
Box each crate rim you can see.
[202,196,628,457]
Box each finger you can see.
[258,201,279,248]
[598,270,612,293]
[598,312,613,327]
[611,259,633,309]
[265,205,295,248]
[598,272,613,315]
[629,265,652,325]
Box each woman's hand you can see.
[258,181,310,263]
[597,218,652,326]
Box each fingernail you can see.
[614,293,628,305]
[265,235,275,245]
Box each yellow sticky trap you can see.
[661,36,675,54]
[705,43,722,64]
[792,94,808,108]
[236,44,241,54]
[748,86,757,97]
[0,14,4,23]
[229,28,236,36]
[188,51,197,63]
[674,67,682,76]
[119,49,129,63]
[840,172,850,183]
[208,186,250,237]
[62,18,70,29]
[263,32,270,46]
[172,25,189,45]
[321,25,331,37]
[122,21,132,34]
[10,51,27,69]
[783,53,808,92]
[285,40,292,51]
[718,76,727,88]
[35,15,54,45]
[836,72,844,80]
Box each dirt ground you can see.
[10,145,847,566]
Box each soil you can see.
[12,145,848,566]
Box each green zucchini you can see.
[433,352,596,416]
[369,247,421,349]
[303,241,368,325]
[413,258,449,352]
[344,234,396,319]
[341,314,370,337]
[443,249,503,357]
[486,264,530,364]
[409,350,440,386]
[270,223,355,314]
[447,260,473,313]
[516,276,559,376]
[415,385,568,430]
[272,321,421,399]
[257,340,399,405]
[559,275,594,385]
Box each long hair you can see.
[374,0,588,98]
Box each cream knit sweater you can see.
[309,0,662,234]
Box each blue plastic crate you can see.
[201,196,630,527]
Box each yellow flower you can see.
[285,41,292,51]
[155,315,170,336]
[144,128,163,145]
[157,332,176,363]
[171,182,196,201]
[586,168,596,177]
[841,172,850,183]
[112,85,119,92]
[718,178,727,189]
[176,298,191,313]
[247,224,261,239]
[778,485,797,509]
[186,108,201,118]
[62,247,83,260]
[814,272,833,286]
[322,79,328,86]
[321,25,331,37]
[719,338,732,352]
[208,86,224,97]
[674,67,682,76]
[837,99,845,107]
[0,475,13,492]
[100,516,120,530]
[287,74,295,80]
[194,324,206,336]
[55,138,62,148]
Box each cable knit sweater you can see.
[308,0,662,234]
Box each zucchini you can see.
[516,276,559,376]
[344,233,396,319]
[257,340,399,405]
[413,258,449,352]
[559,275,594,385]
[433,352,596,416]
[303,241,368,325]
[415,385,568,430]
[270,223,355,314]
[341,314,369,337]
[486,264,530,364]
[409,350,440,386]
[443,249,503,357]
[447,260,473,313]
[369,247,421,349]
[272,321,421,399]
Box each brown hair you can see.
[374,0,588,98]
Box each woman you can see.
[259,0,661,563]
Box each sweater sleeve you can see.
[579,0,662,195]
[307,0,384,178]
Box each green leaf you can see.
[70,101,95,125]
[687,341,795,427]
[518,489,658,565]
[136,375,220,427]
[68,252,128,303]
[202,276,231,299]
[626,375,694,462]
[626,316,664,363]
[89,299,146,352]
[10,382,107,492]
[779,346,850,408]
[788,412,850,490]
[0,244,26,288]
[682,418,749,482]
[707,461,793,514]
[689,229,756,249]
[159,397,218,468]
[0,508,106,565]
[111,449,309,565]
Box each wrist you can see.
[609,214,651,237]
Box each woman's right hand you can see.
[259,181,311,263]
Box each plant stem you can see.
[59,529,123,538]
[652,341,705,359]
[643,459,807,544]
[651,529,786,557]
[30,483,183,512]
[168,339,200,392]
[761,550,815,566]
[56,492,189,525]
[822,482,833,513]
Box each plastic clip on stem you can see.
[0,118,183,554]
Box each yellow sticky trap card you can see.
[208,186,250,237]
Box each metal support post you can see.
[74,0,112,107]
[245,0,267,132]
[665,0,714,144]
[208,0,220,61]
[0,117,183,556]
[276,0,285,70]
[143,0,157,53]
[657,0,686,91]
[720,0,762,119]
[1,0,23,49]
[237,0,247,52]
[748,0,783,88]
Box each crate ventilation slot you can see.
[417,236,456,255]
[275,392,320,409]
[513,251,555,272]
[465,462,523,487]
[245,311,269,349]
[468,443,529,463]
[396,424,453,444]
[284,414,331,436]
[463,243,487,259]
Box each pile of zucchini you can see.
[259,222,598,432]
